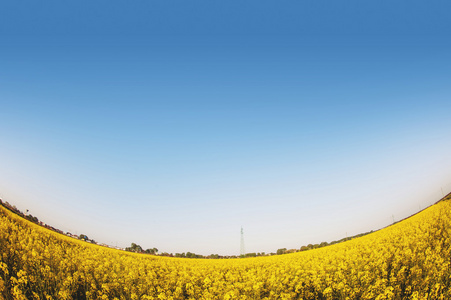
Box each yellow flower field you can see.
[1,196,450,299]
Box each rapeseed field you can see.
[1,197,450,299]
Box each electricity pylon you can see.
[240,226,245,257]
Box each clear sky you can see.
[1,1,451,256]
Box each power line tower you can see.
[240,226,245,257]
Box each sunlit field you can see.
[0,195,450,299]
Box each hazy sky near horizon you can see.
[1,1,451,255]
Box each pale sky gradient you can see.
[1,1,451,255]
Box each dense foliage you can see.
[1,197,450,299]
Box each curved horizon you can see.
[1,188,450,257]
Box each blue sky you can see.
[1,1,451,255]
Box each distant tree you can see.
[145,248,158,255]
[79,234,89,241]
[183,252,203,258]
[245,253,257,258]
[26,214,39,223]
[276,248,287,255]
[126,243,143,253]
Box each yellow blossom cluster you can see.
[1,197,450,299]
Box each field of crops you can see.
[1,196,451,300]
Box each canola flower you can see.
[1,196,451,299]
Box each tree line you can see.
[1,198,375,259]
